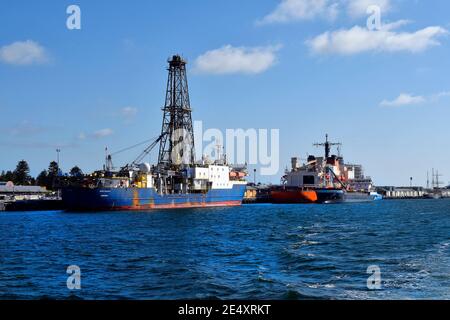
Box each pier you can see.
[0,182,62,212]
[376,186,450,199]
[243,184,272,204]
[376,186,425,199]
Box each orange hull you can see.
[270,189,318,204]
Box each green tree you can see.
[48,161,59,177]
[36,170,48,187]
[46,161,59,190]
[13,160,31,185]
[1,170,15,182]
[69,166,83,177]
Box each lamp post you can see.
[56,148,61,174]
[253,168,257,185]
[56,148,61,199]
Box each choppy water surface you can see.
[0,199,449,299]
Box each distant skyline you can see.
[1,0,450,186]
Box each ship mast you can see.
[313,134,342,159]
[157,55,195,169]
[313,134,343,188]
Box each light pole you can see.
[253,168,257,185]
[56,148,61,174]
[56,148,61,199]
[410,177,413,188]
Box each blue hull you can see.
[62,184,246,211]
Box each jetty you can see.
[376,186,450,200]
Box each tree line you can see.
[0,160,83,190]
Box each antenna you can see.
[313,134,342,158]
[215,138,222,161]
[105,147,108,170]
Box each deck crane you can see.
[102,134,166,175]
[119,133,166,173]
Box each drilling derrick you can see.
[157,55,195,169]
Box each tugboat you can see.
[270,135,382,204]
[62,55,247,211]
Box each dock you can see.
[1,199,64,212]
[243,184,272,204]
[376,186,450,200]
[0,182,63,212]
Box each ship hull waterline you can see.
[270,189,318,204]
[270,188,348,204]
[62,184,246,211]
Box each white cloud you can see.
[347,0,391,17]
[194,45,281,75]
[78,129,114,140]
[380,93,425,107]
[257,0,394,24]
[307,23,448,55]
[121,106,138,118]
[258,0,339,25]
[380,90,450,107]
[92,128,114,139]
[1,121,48,137]
[7,120,47,136]
[431,91,450,101]
[0,40,48,65]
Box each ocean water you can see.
[0,199,449,300]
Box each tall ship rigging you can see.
[62,55,247,211]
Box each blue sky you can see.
[1,0,450,186]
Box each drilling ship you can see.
[271,135,382,204]
[62,55,247,211]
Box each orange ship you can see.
[269,134,380,204]
[271,187,318,203]
[270,135,346,204]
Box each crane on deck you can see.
[103,133,166,175]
